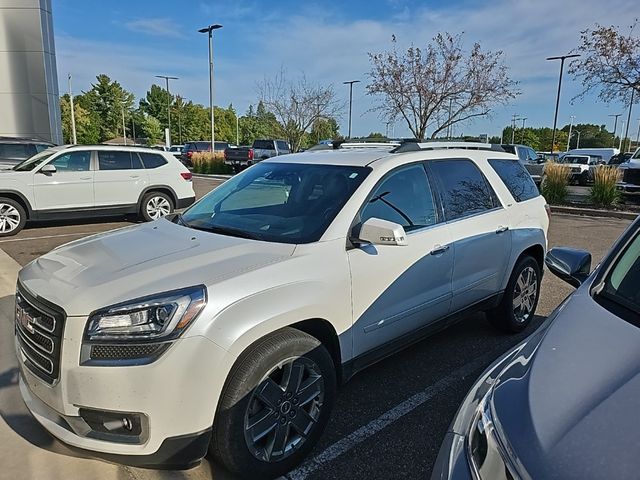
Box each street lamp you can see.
[198,24,223,153]
[520,117,527,144]
[575,130,581,149]
[546,54,580,154]
[567,115,576,151]
[343,80,360,139]
[155,75,179,146]
[608,113,622,148]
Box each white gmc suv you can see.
[0,145,196,236]
[15,143,548,478]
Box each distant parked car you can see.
[432,215,640,480]
[556,154,602,185]
[0,136,54,169]
[0,145,195,236]
[224,139,290,172]
[609,151,633,165]
[566,147,619,163]
[537,151,559,162]
[181,141,230,167]
[617,148,640,194]
[500,144,546,183]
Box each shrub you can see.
[541,162,571,205]
[590,165,621,208]
[190,152,233,175]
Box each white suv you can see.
[0,145,196,236]
[16,144,548,478]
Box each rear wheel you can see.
[488,255,541,333]
[0,198,26,237]
[211,328,336,479]
[140,192,173,222]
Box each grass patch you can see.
[541,162,571,205]
[590,165,621,208]
[191,152,233,174]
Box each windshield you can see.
[559,156,589,165]
[599,231,640,320]
[633,149,640,160]
[12,150,56,171]
[179,162,370,244]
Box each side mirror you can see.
[40,164,57,174]
[354,217,408,246]
[545,247,592,288]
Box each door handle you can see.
[80,177,91,180]
[130,175,140,179]
[430,244,450,255]
[496,225,509,234]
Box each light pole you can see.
[67,73,77,144]
[567,115,575,151]
[510,113,520,144]
[575,130,581,149]
[121,104,127,145]
[546,54,580,154]
[236,114,239,146]
[343,80,360,139]
[199,24,223,153]
[155,75,178,146]
[623,88,635,153]
[520,117,527,143]
[609,113,622,147]
[619,121,626,150]
[636,118,640,150]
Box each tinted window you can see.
[599,231,640,321]
[277,141,289,151]
[214,142,228,151]
[254,140,274,150]
[51,151,91,171]
[194,142,210,150]
[488,159,539,202]
[361,164,437,231]
[430,159,498,221]
[501,145,516,155]
[139,152,168,169]
[35,144,51,153]
[0,143,32,159]
[98,151,143,170]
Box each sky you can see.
[52,0,640,140]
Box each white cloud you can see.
[124,18,184,38]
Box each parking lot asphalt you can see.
[0,178,633,480]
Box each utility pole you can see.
[155,75,179,146]
[567,115,576,151]
[199,24,223,153]
[520,117,527,144]
[636,118,640,150]
[623,88,635,153]
[546,54,580,154]
[511,114,519,144]
[236,114,239,146]
[121,104,127,145]
[67,74,77,144]
[343,80,360,139]
[619,121,626,150]
[575,130,581,149]
[608,114,622,148]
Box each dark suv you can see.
[181,141,230,167]
[0,137,54,169]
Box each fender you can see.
[136,185,179,208]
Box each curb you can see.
[551,205,638,220]
[192,173,232,180]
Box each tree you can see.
[367,33,519,140]
[139,84,172,129]
[142,115,163,145]
[569,22,640,103]
[257,69,343,152]
[60,94,100,144]
[82,74,135,141]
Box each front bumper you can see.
[16,310,227,467]
[617,182,640,194]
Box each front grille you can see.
[15,285,65,384]
[623,168,640,185]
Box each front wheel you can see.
[140,192,173,222]
[488,255,541,333]
[0,198,26,237]
[211,328,336,479]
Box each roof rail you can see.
[392,142,505,153]
[338,141,400,150]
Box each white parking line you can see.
[0,231,97,243]
[286,349,499,480]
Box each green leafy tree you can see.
[143,115,163,145]
[82,74,135,141]
[60,94,100,144]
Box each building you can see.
[0,0,62,144]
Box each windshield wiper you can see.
[183,222,263,240]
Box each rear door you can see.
[428,159,512,312]
[94,150,149,207]
[32,150,94,210]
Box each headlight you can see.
[81,286,206,365]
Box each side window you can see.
[35,144,50,153]
[360,164,437,232]
[516,147,528,162]
[139,152,168,169]
[98,151,143,170]
[277,141,289,151]
[51,151,91,171]
[429,159,498,221]
[488,159,539,202]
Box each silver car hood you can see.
[492,288,640,479]
[19,218,296,316]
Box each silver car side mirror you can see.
[356,217,408,246]
[40,164,57,174]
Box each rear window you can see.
[0,143,33,159]
[195,142,210,150]
[488,159,539,202]
[254,140,274,150]
[276,141,289,151]
[139,152,168,169]
[98,151,144,170]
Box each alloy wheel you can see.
[0,203,21,234]
[513,266,537,323]
[244,357,325,463]
[146,196,171,220]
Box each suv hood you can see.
[19,218,296,316]
[491,289,640,479]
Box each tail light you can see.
[544,204,551,219]
[180,172,192,181]
[248,148,254,161]
[187,151,193,158]
[224,150,228,161]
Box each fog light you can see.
[78,408,144,439]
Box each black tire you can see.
[578,172,589,186]
[488,255,541,333]
[139,191,173,222]
[211,328,336,479]
[0,197,26,237]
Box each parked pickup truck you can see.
[617,148,640,195]
[224,139,290,171]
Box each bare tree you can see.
[367,33,518,140]
[257,69,343,152]
[569,22,640,103]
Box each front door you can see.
[348,163,454,357]
[33,150,94,211]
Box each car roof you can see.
[54,144,174,154]
[0,136,54,145]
